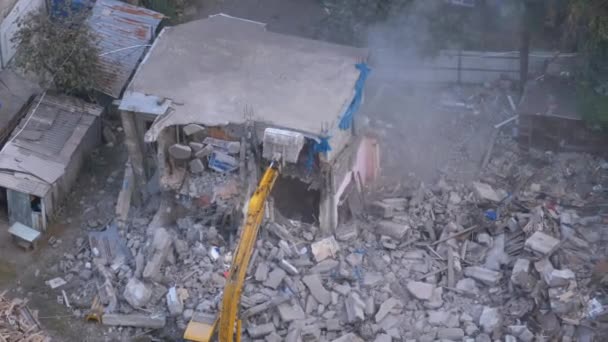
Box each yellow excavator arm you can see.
[184,160,280,342]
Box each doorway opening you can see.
[271,176,320,224]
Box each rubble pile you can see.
[44,129,608,341]
[166,125,243,209]
[0,292,50,342]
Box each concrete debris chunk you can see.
[331,332,364,342]
[311,236,340,262]
[310,258,340,274]
[102,313,166,328]
[123,278,152,308]
[189,142,204,152]
[195,145,214,158]
[549,287,580,314]
[479,306,502,333]
[143,228,173,281]
[278,259,299,275]
[303,274,331,305]
[255,262,270,282]
[370,201,395,218]
[428,310,459,327]
[301,324,321,341]
[277,302,306,322]
[546,269,576,288]
[47,277,67,289]
[166,287,184,316]
[189,159,205,173]
[511,258,536,290]
[406,281,435,300]
[363,272,383,287]
[377,220,410,239]
[437,328,465,341]
[455,278,480,296]
[183,123,205,136]
[265,332,282,342]
[247,322,276,338]
[424,287,444,309]
[345,292,365,322]
[508,325,534,342]
[525,231,560,255]
[168,143,192,160]
[333,283,351,296]
[264,268,286,289]
[326,318,341,331]
[336,222,358,241]
[475,333,491,342]
[375,297,400,322]
[472,181,501,202]
[374,334,392,342]
[464,266,502,285]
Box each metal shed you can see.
[88,0,163,98]
[0,94,102,231]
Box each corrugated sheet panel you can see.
[0,172,50,197]
[88,0,163,98]
[0,94,103,187]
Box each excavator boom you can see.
[184,160,280,342]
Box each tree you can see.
[12,7,101,95]
[565,0,608,129]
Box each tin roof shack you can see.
[119,14,376,233]
[0,94,102,231]
[518,77,608,155]
[87,0,163,99]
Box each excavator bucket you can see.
[184,313,217,342]
[262,127,304,163]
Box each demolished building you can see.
[119,14,379,232]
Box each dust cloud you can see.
[359,1,513,187]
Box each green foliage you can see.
[565,0,608,129]
[318,0,413,45]
[12,8,101,95]
[577,84,608,131]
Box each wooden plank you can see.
[102,314,166,328]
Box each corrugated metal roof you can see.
[88,0,163,98]
[0,94,102,195]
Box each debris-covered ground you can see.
[12,81,602,342]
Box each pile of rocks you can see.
[46,128,607,341]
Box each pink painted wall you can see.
[354,136,380,187]
[331,136,380,229]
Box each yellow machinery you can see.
[184,159,280,342]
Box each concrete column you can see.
[120,110,146,204]
[318,170,336,235]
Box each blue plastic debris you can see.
[306,137,332,172]
[485,209,498,221]
[208,151,238,173]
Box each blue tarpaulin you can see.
[339,63,371,130]
[306,137,331,171]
